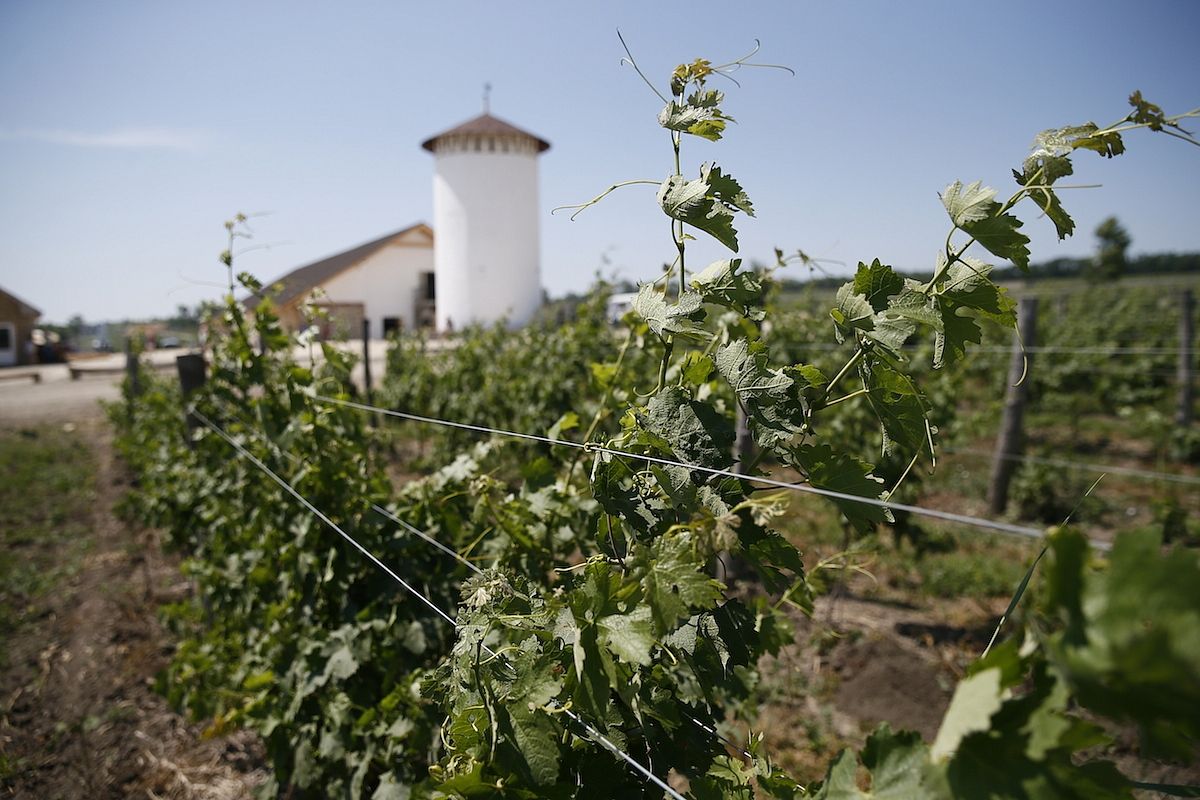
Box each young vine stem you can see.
[818,345,866,404]
[567,327,635,481]
[823,387,868,408]
[672,129,686,296]
[552,180,660,221]
[616,29,668,104]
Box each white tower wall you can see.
[432,147,541,330]
[425,119,546,332]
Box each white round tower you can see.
[422,112,549,332]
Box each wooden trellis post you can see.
[988,296,1038,515]
[1179,289,1194,428]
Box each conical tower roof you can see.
[421,113,550,153]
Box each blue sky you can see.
[1,1,1198,322]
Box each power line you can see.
[191,409,688,800]
[311,394,1094,548]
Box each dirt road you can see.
[0,366,122,425]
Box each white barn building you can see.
[253,112,549,337]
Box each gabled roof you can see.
[248,223,432,309]
[0,286,41,319]
[421,113,550,153]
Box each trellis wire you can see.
[946,446,1200,486]
[776,342,1193,356]
[221,406,754,763]
[192,409,687,800]
[312,394,1107,549]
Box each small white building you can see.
[253,112,549,337]
[0,286,40,366]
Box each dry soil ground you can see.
[0,404,265,799]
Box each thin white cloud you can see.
[0,126,209,151]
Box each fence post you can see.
[176,353,207,441]
[988,296,1038,515]
[125,337,141,398]
[1178,289,1194,428]
[362,318,373,403]
[124,337,141,425]
[362,318,377,427]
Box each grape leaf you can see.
[639,533,723,634]
[852,259,905,312]
[1012,151,1076,239]
[589,456,661,534]
[882,286,943,332]
[941,180,997,226]
[716,338,791,397]
[1127,90,1174,132]
[507,651,564,709]
[831,271,929,354]
[1028,123,1125,162]
[1043,529,1200,760]
[681,351,715,385]
[962,210,1030,270]
[740,522,812,606]
[571,624,611,720]
[945,663,1129,800]
[943,258,1013,318]
[1014,150,1074,189]
[325,645,359,681]
[931,667,1004,762]
[658,88,733,141]
[931,256,1017,368]
[934,304,985,370]
[832,282,875,341]
[597,606,655,666]
[715,339,805,450]
[1025,187,1075,240]
[506,706,561,786]
[864,361,929,457]
[691,258,764,320]
[788,443,889,533]
[634,284,708,341]
[866,311,918,355]
[658,163,753,252]
[812,725,946,799]
[941,181,1031,269]
[645,385,736,470]
[692,755,755,800]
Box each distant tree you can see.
[65,313,87,346]
[1088,216,1131,282]
[169,303,200,331]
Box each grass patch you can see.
[915,549,1027,599]
[0,425,96,663]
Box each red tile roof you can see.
[421,113,550,153]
